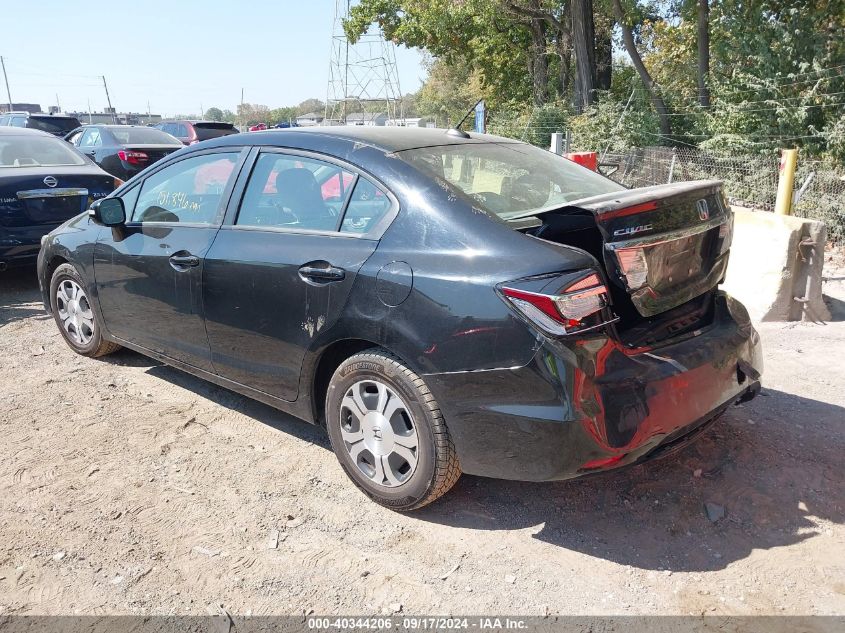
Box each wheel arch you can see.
[41,254,70,312]
[310,338,414,427]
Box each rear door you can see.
[202,149,395,400]
[94,149,246,370]
[77,127,102,162]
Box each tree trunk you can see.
[528,12,549,106]
[557,25,573,98]
[594,16,612,91]
[571,0,596,111]
[611,0,672,136]
[697,0,711,108]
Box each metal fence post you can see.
[775,148,798,215]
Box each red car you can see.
[249,123,268,132]
[154,120,238,145]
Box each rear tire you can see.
[325,349,461,511]
[49,263,120,358]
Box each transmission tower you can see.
[325,0,403,125]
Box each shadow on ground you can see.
[417,389,844,572]
[0,267,48,327]
[823,294,845,321]
[139,353,844,574]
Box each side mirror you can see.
[89,197,126,226]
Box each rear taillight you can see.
[117,150,149,165]
[501,273,610,336]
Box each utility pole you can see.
[101,75,116,123]
[1,56,12,112]
[55,93,61,112]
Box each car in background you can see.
[0,112,82,137]
[0,127,117,270]
[37,127,761,510]
[274,122,299,129]
[248,123,267,132]
[153,120,237,145]
[64,125,183,180]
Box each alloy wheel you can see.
[339,380,419,488]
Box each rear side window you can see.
[340,178,391,235]
[79,128,102,147]
[131,152,239,224]
[111,127,179,144]
[236,153,354,232]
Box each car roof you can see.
[213,126,522,153]
[0,126,54,138]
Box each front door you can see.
[203,150,393,400]
[94,150,244,370]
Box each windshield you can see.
[0,135,87,167]
[27,116,81,136]
[397,142,625,219]
[110,127,180,145]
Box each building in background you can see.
[0,103,42,114]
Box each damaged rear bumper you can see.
[425,291,763,482]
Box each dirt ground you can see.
[0,252,843,618]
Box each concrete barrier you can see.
[722,207,830,322]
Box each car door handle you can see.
[169,253,200,269]
[299,265,345,281]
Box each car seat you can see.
[274,168,337,231]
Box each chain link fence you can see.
[598,146,845,243]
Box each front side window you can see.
[397,142,625,220]
[131,152,238,224]
[236,153,355,232]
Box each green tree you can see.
[204,107,224,122]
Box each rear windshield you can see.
[396,142,625,220]
[0,135,87,167]
[110,127,179,145]
[27,116,82,136]
[193,122,237,141]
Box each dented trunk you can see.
[571,180,732,318]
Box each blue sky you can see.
[2,0,426,116]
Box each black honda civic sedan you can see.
[37,127,762,510]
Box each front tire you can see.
[325,350,461,511]
[49,263,120,358]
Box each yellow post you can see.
[774,148,798,216]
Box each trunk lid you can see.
[567,180,732,318]
[0,167,115,226]
[122,144,181,163]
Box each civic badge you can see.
[43,176,58,188]
[696,199,710,220]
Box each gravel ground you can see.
[0,253,843,617]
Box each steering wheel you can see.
[512,173,551,209]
